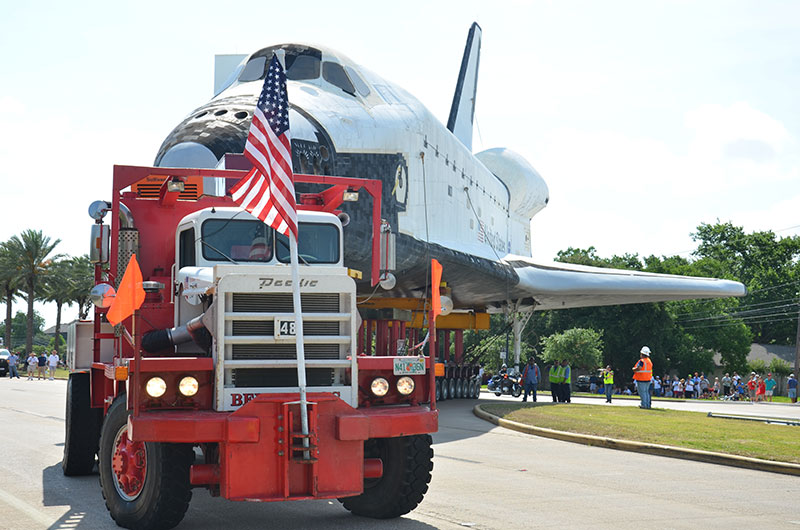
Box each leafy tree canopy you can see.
[540,328,603,369]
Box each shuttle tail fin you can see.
[447,22,482,151]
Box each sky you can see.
[1,0,799,328]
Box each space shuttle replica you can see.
[154,23,744,361]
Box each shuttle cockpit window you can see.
[238,46,323,83]
[276,223,340,264]
[285,53,321,80]
[201,219,273,263]
[345,66,370,97]
[238,56,267,82]
[322,62,356,96]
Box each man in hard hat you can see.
[632,346,653,409]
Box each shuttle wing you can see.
[504,255,746,311]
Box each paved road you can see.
[1,378,799,530]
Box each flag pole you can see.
[290,232,310,458]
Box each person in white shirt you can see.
[47,351,59,380]
[684,378,695,399]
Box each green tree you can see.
[540,328,603,369]
[768,357,792,394]
[0,310,45,350]
[42,259,73,355]
[747,359,767,375]
[692,222,800,344]
[4,230,61,354]
[69,255,95,320]
[0,241,22,349]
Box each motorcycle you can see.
[487,372,523,398]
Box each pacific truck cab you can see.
[63,165,437,530]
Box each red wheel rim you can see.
[111,426,147,500]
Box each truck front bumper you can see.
[128,392,437,501]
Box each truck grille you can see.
[231,344,339,360]
[215,270,357,411]
[233,368,334,387]
[231,321,339,336]
[232,293,340,313]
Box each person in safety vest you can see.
[549,360,562,402]
[602,365,614,403]
[632,346,653,409]
[521,357,540,402]
[560,359,571,403]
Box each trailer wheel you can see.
[467,380,475,399]
[339,434,433,519]
[62,372,102,476]
[448,378,456,400]
[435,380,441,402]
[474,379,481,399]
[99,396,193,530]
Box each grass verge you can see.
[482,402,800,464]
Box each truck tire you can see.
[435,380,441,402]
[62,372,102,476]
[440,380,448,400]
[448,378,456,400]
[467,380,475,399]
[99,396,193,530]
[339,434,433,519]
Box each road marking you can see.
[0,406,63,422]
[436,454,482,464]
[0,485,56,527]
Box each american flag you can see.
[230,55,297,238]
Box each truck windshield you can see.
[201,219,273,262]
[276,223,339,264]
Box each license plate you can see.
[393,357,426,375]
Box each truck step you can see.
[291,455,319,464]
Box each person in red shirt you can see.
[756,376,766,402]
[746,373,757,402]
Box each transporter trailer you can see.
[63,165,438,530]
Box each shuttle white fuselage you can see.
[154,25,744,312]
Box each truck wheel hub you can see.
[111,427,147,500]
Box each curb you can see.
[473,404,800,477]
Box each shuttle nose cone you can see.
[155,96,255,168]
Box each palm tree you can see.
[69,255,95,320]
[5,230,61,354]
[43,259,73,355]
[0,242,22,349]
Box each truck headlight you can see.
[397,376,415,395]
[371,377,389,397]
[145,377,167,398]
[178,376,199,397]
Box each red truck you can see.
[63,164,438,530]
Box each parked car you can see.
[575,374,591,392]
[0,349,9,377]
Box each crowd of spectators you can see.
[581,370,798,403]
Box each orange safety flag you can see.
[431,259,443,323]
[106,254,146,326]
